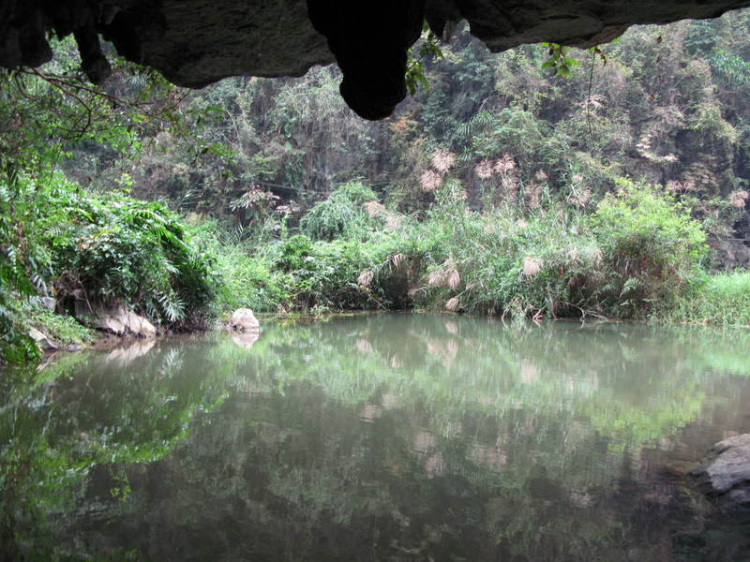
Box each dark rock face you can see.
[709,212,750,269]
[693,434,750,515]
[307,0,425,120]
[448,0,750,52]
[709,238,750,270]
[2,0,750,118]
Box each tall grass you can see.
[667,271,750,326]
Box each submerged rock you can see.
[230,308,260,332]
[91,306,157,339]
[693,434,750,514]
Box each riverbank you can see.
[17,297,750,369]
[3,175,750,365]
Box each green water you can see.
[2,314,750,561]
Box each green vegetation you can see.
[669,270,750,325]
[592,180,708,316]
[197,177,713,321]
[1,173,215,360]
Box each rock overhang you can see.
[2,0,750,119]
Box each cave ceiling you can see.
[2,0,750,119]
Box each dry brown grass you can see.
[363,200,386,217]
[420,169,443,192]
[494,154,516,175]
[428,269,446,287]
[447,268,461,290]
[523,257,542,277]
[730,190,749,209]
[358,270,374,287]
[475,159,493,179]
[432,148,456,174]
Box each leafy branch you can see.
[406,24,444,95]
[540,43,580,77]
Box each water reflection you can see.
[2,315,750,561]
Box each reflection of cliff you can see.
[4,314,750,560]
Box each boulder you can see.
[28,327,58,350]
[91,306,157,338]
[693,434,750,514]
[230,308,260,332]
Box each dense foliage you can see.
[86,11,749,248]
[1,174,215,360]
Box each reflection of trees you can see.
[55,389,703,561]
[243,316,741,450]
[3,315,750,560]
[0,338,252,560]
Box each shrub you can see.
[189,220,289,314]
[300,181,378,241]
[300,193,363,241]
[276,234,315,272]
[334,180,378,204]
[592,180,708,317]
[1,176,49,363]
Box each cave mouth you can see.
[2,0,750,119]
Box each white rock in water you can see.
[230,308,260,332]
[693,433,750,514]
[93,306,157,338]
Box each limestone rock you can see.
[693,434,750,514]
[92,306,157,338]
[3,0,750,118]
[709,237,750,269]
[230,308,260,332]
[28,327,57,350]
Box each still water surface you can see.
[3,314,750,561]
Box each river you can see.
[2,314,749,561]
